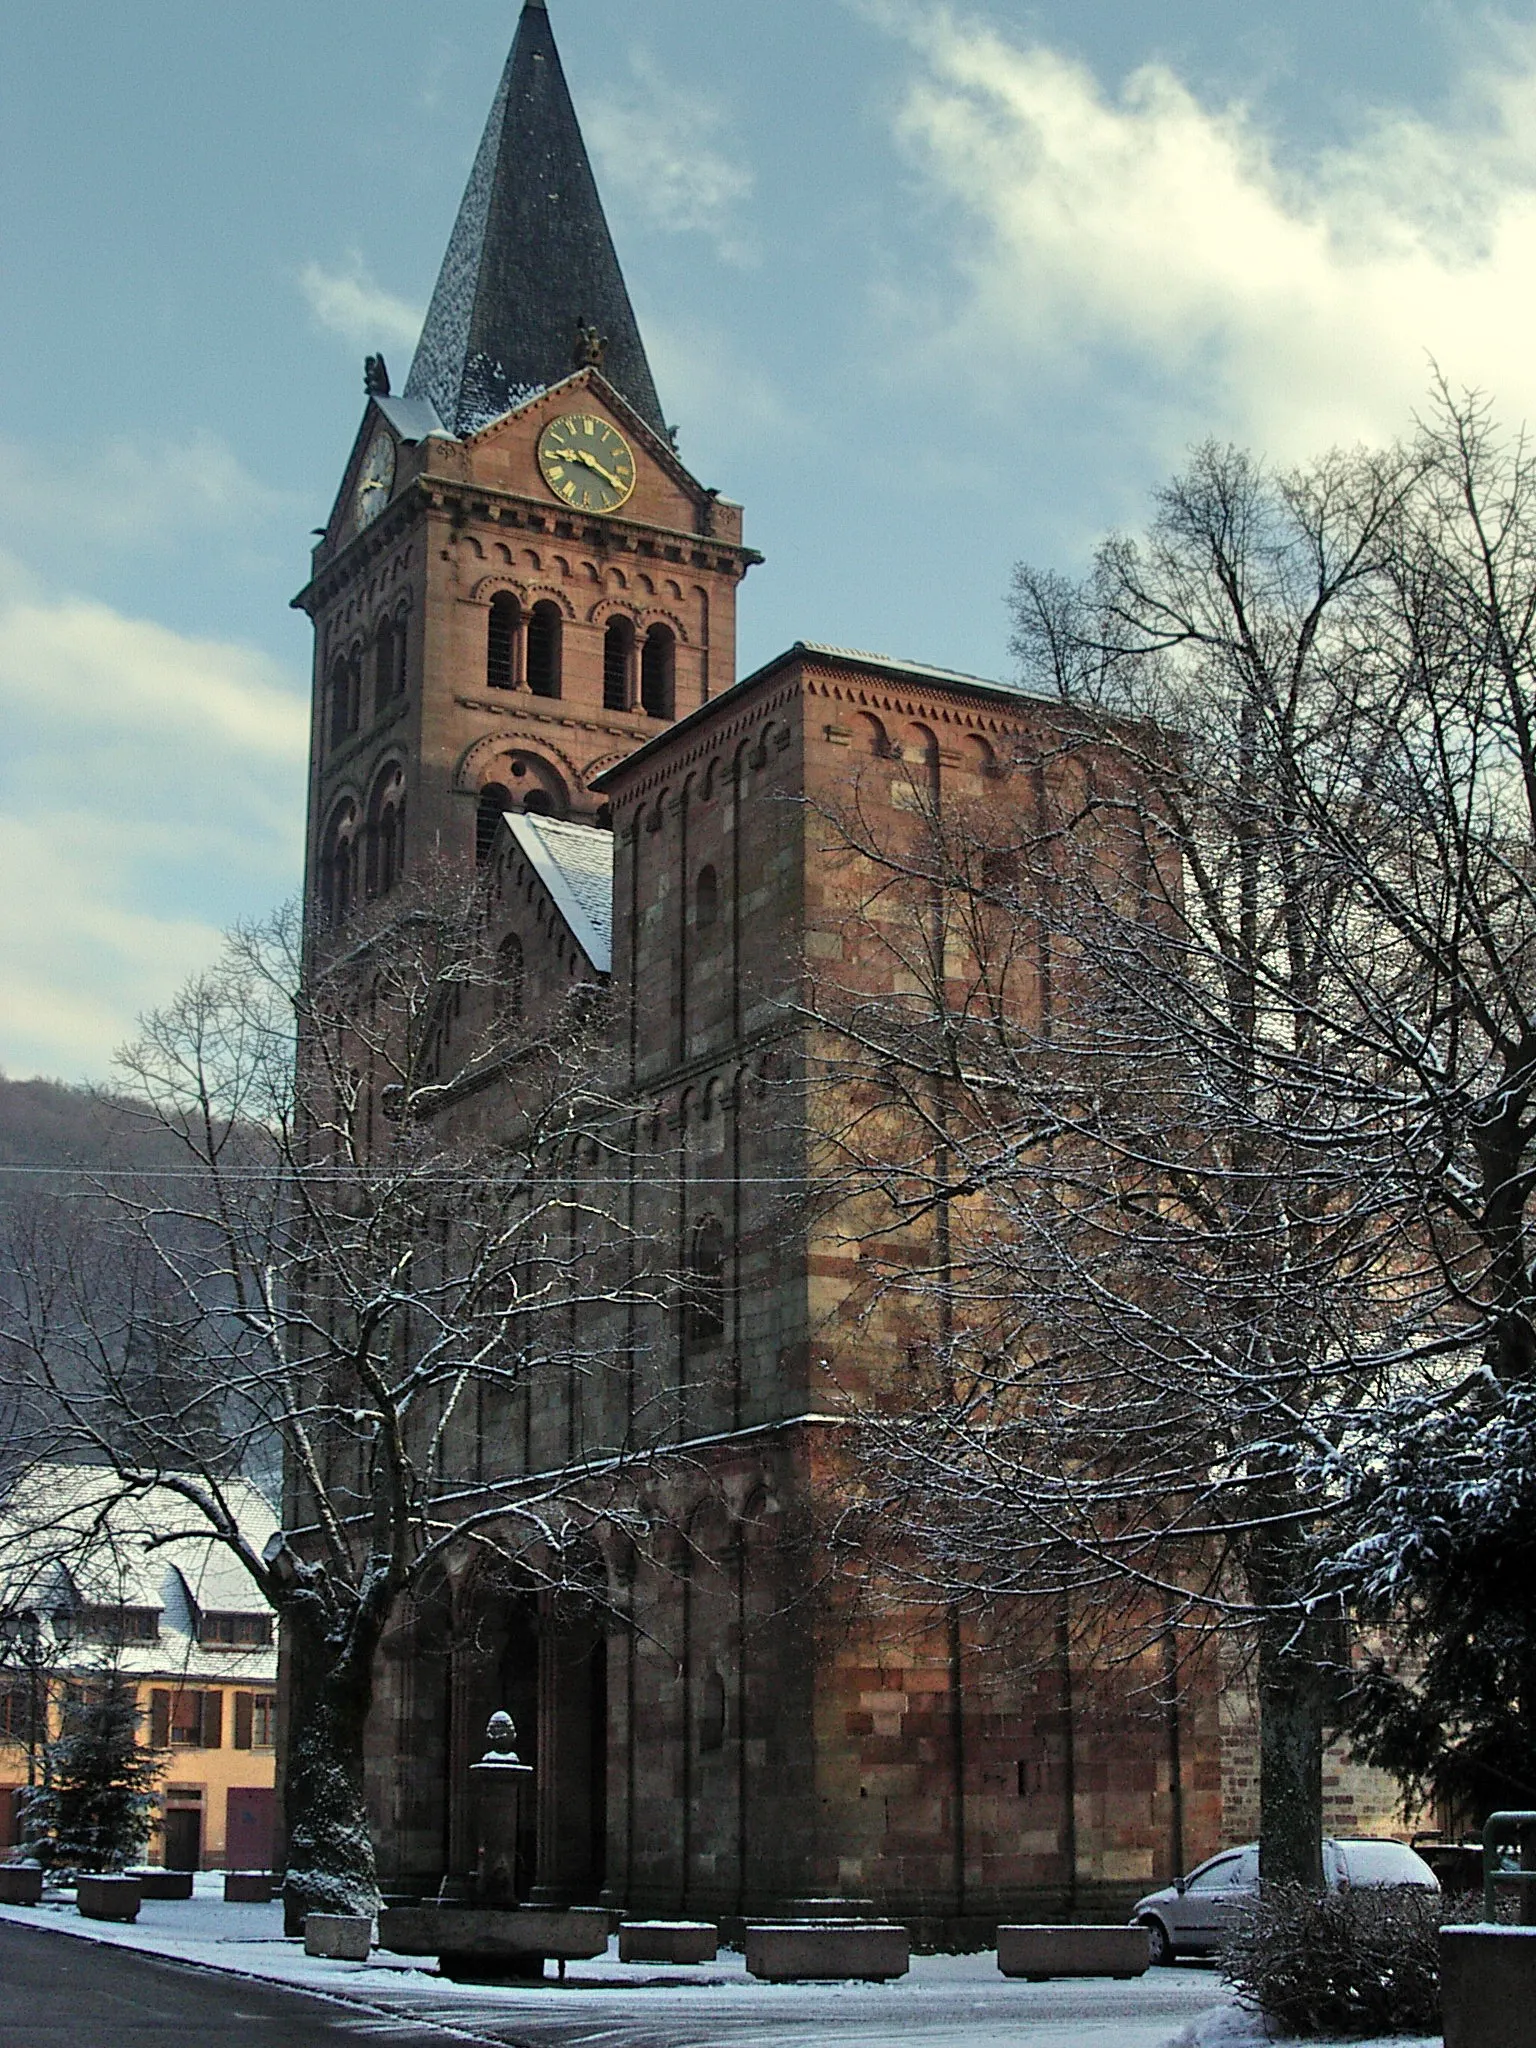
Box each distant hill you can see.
[0,1073,193,1180]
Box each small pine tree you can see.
[30,1672,164,1872]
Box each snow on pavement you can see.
[0,1881,1436,2048]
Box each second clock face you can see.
[538,414,637,514]
[355,430,397,529]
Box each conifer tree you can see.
[29,1670,163,1872]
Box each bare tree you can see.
[801,430,1462,1889]
[0,874,668,1917]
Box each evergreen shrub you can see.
[26,1672,164,1873]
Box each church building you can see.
[293,0,1402,1938]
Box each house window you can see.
[78,1605,160,1645]
[0,1682,38,1745]
[152,1689,223,1750]
[234,1692,278,1751]
[198,1613,273,1650]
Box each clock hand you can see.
[561,447,626,491]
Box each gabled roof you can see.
[0,1466,278,1682]
[506,814,614,973]
[404,0,665,441]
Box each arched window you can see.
[695,864,719,932]
[526,601,562,699]
[321,803,358,928]
[366,763,406,898]
[603,617,634,712]
[373,617,395,720]
[641,624,675,720]
[328,656,353,753]
[686,1215,727,1349]
[487,593,520,692]
[498,933,525,1020]
[698,1667,726,1754]
[476,783,513,868]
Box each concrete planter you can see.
[378,1904,611,1980]
[619,1920,719,1964]
[134,1870,194,1901]
[998,1924,1151,1981]
[745,1922,910,1982]
[76,1876,141,1923]
[224,1872,275,1904]
[303,1913,374,1961]
[1442,1925,1536,2048]
[0,1866,43,1906]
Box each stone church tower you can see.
[291,0,1412,1940]
[294,0,758,923]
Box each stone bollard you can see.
[746,1921,910,1981]
[0,1865,43,1906]
[997,1925,1152,1980]
[303,1913,374,1961]
[134,1870,195,1901]
[224,1871,275,1904]
[77,1875,142,1923]
[619,1920,720,1964]
[1442,1925,1536,2048]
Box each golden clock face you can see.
[538,414,637,514]
[355,430,396,529]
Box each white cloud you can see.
[587,57,756,264]
[873,7,1536,458]
[0,555,307,1081]
[0,432,289,556]
[300,253,424,356]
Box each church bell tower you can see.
[294,0,759,929]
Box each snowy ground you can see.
[0,1880,1438,2048]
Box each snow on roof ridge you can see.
[794,641,1051,700]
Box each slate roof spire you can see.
[404,0,665,440]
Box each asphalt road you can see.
[0,1921,475,2048]
[0,1914,1224,2048]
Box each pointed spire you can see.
[405,1,665,440]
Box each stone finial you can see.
[574,317,607,370]
[365,354,391,399]
[480,1709,524,1765]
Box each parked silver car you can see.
[1131,1837,1439,1964]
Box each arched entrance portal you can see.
[451,1563,609,1906]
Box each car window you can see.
[1236,1849,1259,1885]
[1187,1855,1243,1891]
[1340,1840,1436,1886]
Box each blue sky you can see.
[5,0,1536,1078]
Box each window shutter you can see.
[201,1691,223,1749]
[234,1693,253,1750]
[150,1689,171,1749]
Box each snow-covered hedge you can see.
[1221,1883,1471,2038]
